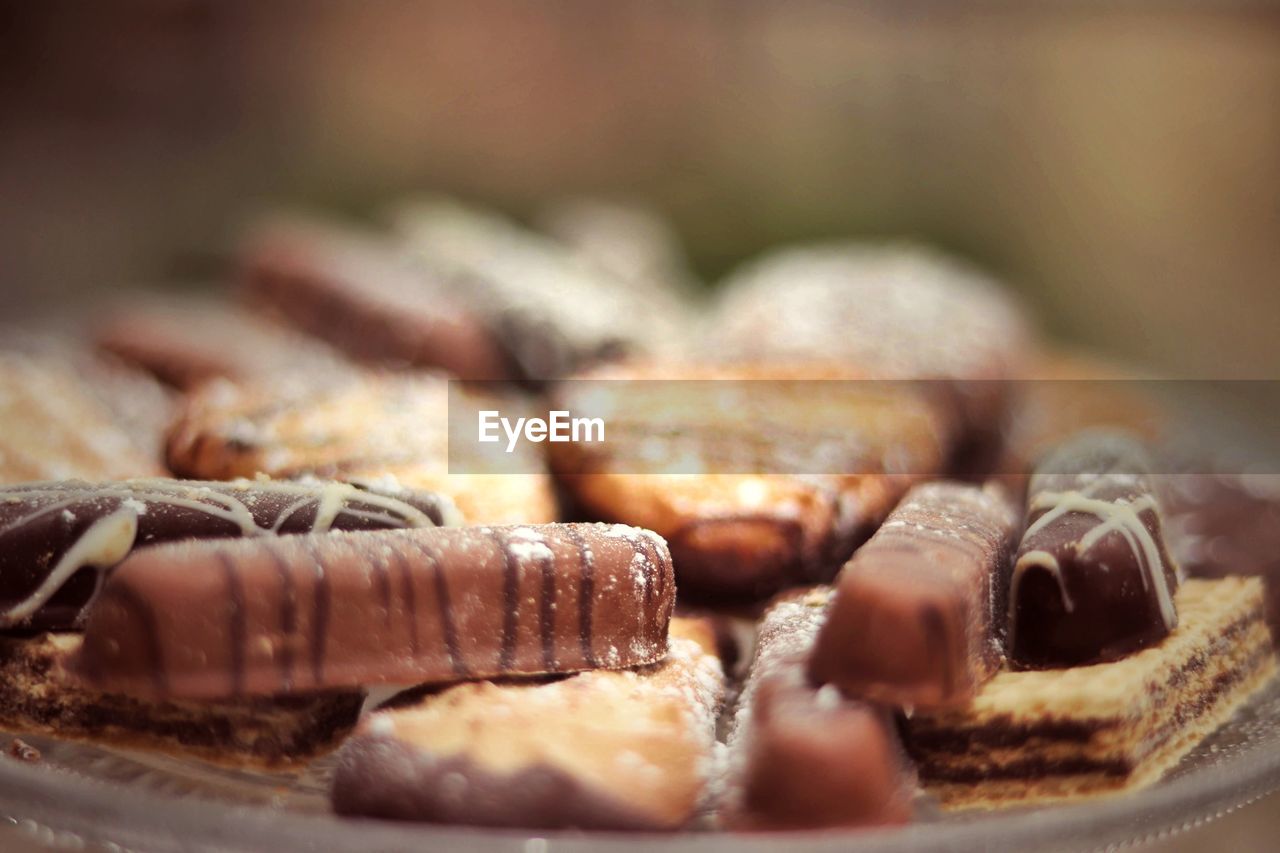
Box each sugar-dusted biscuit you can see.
[331,617,724,830]
[706,244,1034,441]
[549,363,952,600]
[906,578,1275,808]
[0,353,165,483]
[166,372,557,525]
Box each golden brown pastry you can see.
[166,372,556,525]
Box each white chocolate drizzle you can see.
[3,509,138,624]
[0,478,458,626]
[1009,480,1177,650]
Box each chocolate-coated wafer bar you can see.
[96,295,359,391]
[0,478,460,631]
[1010,431,1180,667]
[724,588,916,829]
[331,617,725,830]
[392,198,688,382]
[77,523,675,699]
[240,216,511,380]
[808,482,1020,709]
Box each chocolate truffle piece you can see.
[330,617,724,831]
[723,588,917,830]
[1010,431,1180,667]
[240,216,511,380]
[808,481,1021,709]
[0,478,460,631]
[77,523,675,700]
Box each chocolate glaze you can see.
[1010,431,1180,667]
[724,587,916,830]
[0,478,460,632]
[76,523,675,699]
[332,743,673,830]
[728,669,916,830]
[808,481,1020,709]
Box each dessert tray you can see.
[2,674,1278,852]
[3,208,1277,851]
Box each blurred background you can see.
[2,0,1278,379]
[0,2,1278,849]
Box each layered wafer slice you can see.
[0,352,164,483]
[0,632,361,769]
[905,577,1276,809]
[330,617,725,830]
[166,372,556,525]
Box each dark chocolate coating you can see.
[332,742,671,830]
[724,587,915,830]
[1010,431,1180,667]
[76,523,674,699]
[808,481,1020,709]
[0,479,459,631]
[730,669,915,830]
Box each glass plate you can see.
[0,674,1278,852]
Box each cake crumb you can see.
[8,738,40,763]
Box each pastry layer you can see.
[0,353,164,483]
[549,363,952,601]
[331,618,725,830]
[165,373,556,525]
[0,633,361,768]
[906,577,1276,809]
